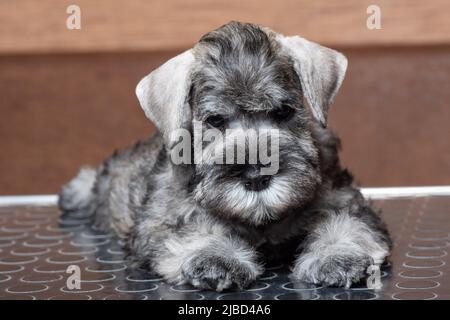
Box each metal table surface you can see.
[0,192,449,300]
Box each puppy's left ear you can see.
[135,50,195,147]
[277,35,347,126]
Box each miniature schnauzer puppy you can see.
[59,21,391,290]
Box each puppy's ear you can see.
[136,50,195,146]
[277,35,347,126]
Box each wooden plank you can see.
[0,0,449,53]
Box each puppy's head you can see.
[136,21,347,225]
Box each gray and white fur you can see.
[59,22,391,291]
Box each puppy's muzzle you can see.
[245,175,272,192]
[237,164,273,192]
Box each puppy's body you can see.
[59,22,391,290]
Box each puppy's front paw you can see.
[181,252,262,291]
[292,253,374,288]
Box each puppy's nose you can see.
[244,175,272,192]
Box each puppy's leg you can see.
[58,166,97,217]
[58,135,164,236]
[292,188,391,288]
[131,214,263,291]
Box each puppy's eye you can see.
[206,115,225,128]
[271,105,295,121]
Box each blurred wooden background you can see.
[0,0,449,194]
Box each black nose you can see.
[244,175,272,191]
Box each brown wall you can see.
[0,0,449,194]
[1,46,449,195]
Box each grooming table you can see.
[0,187,449,300]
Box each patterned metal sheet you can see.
[0,196,449,300]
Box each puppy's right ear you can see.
[276,35,347,127]
[136,50,195,147]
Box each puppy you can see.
[59,21,391,291]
